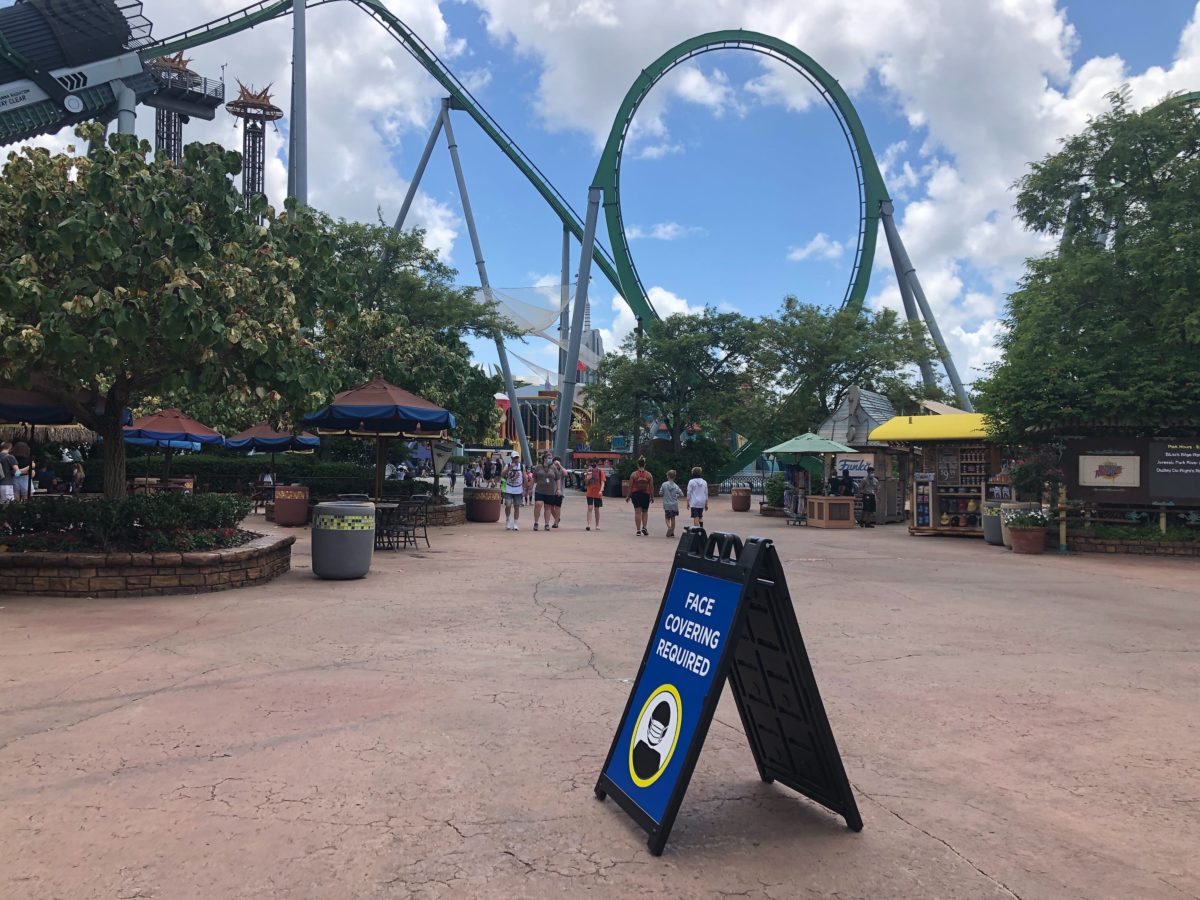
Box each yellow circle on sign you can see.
[628,683,682,788]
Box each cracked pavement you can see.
[1,499,1198,898]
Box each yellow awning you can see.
[868,413,989,442]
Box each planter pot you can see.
[463,486,502,523]
[1000,501,1039,548]
[731,487,751,512]
[759,502,787,518]
[1009,527,1046,555]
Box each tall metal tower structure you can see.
[146,53,194,163]
[225,82,282,209]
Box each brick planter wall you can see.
[428,503,465,526]
[759,503,788,518]
[1064,534,1200,557]
[0,533,295,598]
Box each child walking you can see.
[686,466,709,528]
[659,470,684,538]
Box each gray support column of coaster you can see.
[441,104,533,465]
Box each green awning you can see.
[765,433,856,455]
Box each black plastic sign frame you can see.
[595,528,861,855]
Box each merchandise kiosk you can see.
[869,413,1000,537]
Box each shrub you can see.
[1003,509,1052,529]
[1078,523,1200,543]
[612,438,732,492]
[764,472,787,507]
[0,493,251,553]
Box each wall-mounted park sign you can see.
[595,529,861,855]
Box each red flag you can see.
[576,361,586,371]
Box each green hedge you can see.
[1078,524,1200,543]
[85,454,447,500]
[0,493,252,552]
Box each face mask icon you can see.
[630,688,679,786]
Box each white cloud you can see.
[1,0,463,258]
[635,142,684,160]
[625,221,704,241]
[473,0,1200,388]
[787,232,846,262]
[598,285,704,351]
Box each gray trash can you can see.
[311,500,375,579]
[983,500,1005,546]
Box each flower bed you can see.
[0,532,295,598]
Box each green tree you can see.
[143,219,507,442]
[307,219,507,444]
[0,128,350,496]
[752,297,940,441]
[976,91,1200,440]
[588,309,758,452]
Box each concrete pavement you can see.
[1,496,1197,898]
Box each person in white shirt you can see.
[501,452,525,531]
[686,466,709,528]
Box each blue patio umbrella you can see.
[302,378,456,498]
[226,422,320,482]
[124,408,224,480]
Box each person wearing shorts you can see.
[584,461,605,531]
[532,452,560,531]
[686,466,709,528]
[501,453,525,531]
[626,457,654,536]
[0,442,17,505]
[659,470,684,538]
[550,455,566,528]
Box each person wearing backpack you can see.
[626,457,654,536]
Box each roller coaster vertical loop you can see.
[590,31,890,317]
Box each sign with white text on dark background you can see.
[602,567,741,825]
[596,530,861,856]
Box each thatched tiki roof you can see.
[0,423,98,446]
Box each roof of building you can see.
[816,387,897,446]
[869,413,989,442]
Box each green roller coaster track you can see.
[144,3,890,326]
[143,3,899,478]
[593,30,889,317]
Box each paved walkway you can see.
[1,498,1197,898]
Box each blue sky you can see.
[6,0,1200,393]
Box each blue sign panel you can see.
[603,567,743,825]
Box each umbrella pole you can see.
[430,439,438,497]
[375,437,387,500]
[164,447,174,482]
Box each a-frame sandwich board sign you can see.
[595,528,861,855]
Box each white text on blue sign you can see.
[654,591,722,676]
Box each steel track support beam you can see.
[287,0,308,203]
[558,226,570,395]
[880,201,972,410]
[115,82,137,134]
[440,100,533,466]
[554,186,602,463]
[883,213,937,391]
[392,109,444,232]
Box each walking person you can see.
[584,461,605,531]
[501,452,525,531]
[532,451,558,532]
[550,455,566,529]
[523,464,535,507]
[686,466,709,528]
[659,470,684,538]
[858,465,880,528]
[626,457,654,536]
